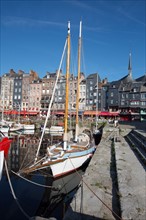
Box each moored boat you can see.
[41,125,64,136]
[9,123,24,132]
[0,124,10,134]
[18,21,100,179]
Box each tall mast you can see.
[75,21,82,142]
[96,73,98,130]
[63,21,71,150]
[1,79,5,122]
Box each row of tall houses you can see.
[0,55,146,121]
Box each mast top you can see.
[68,21,70,35]
[79,21,82,38]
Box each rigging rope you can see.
[4,159,31,219]
[11,170,59,190]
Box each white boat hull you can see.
[50,150,94,178]
[9,127,23,132]
[0,126,9,133]
[23,124,35,130]
[42,126,64,136]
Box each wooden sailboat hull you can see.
[50,146,96,178]
[21,145,96,179]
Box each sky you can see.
[1,0,146,82]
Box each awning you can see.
[20,110,28,115]
[69,112,76,115]
[27,112,39,115]
[100,111,119,116]
[83,111,119,116]
[108,112,119,116]
[4,110,19,115]
[52,112,64,115]
[83,111,101,116]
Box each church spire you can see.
[128,52,132,76]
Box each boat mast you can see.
[96,73,98,130]
[63,21,71,151]
[75,21,82,142]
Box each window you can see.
[111,92,113,97]
[130,101,139,105]
[121,101,125,105]
[133,88,137,92]
[133,94,135,99]
[141,94,146,99]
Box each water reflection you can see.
[0,131,88,220]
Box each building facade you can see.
[0,59,146,121]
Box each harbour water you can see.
[0,131,87,220]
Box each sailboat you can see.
[19,21,101,179]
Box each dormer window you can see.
[133,88,137,92]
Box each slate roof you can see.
[135,74,146,82]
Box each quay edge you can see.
[63,124,146,220]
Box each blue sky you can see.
[1,0,145,81]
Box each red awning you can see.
[20,110,28,115]
[109,112,119,116]
[27,112,39,115]
[100,111,119,116]
[4,110,19,115]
